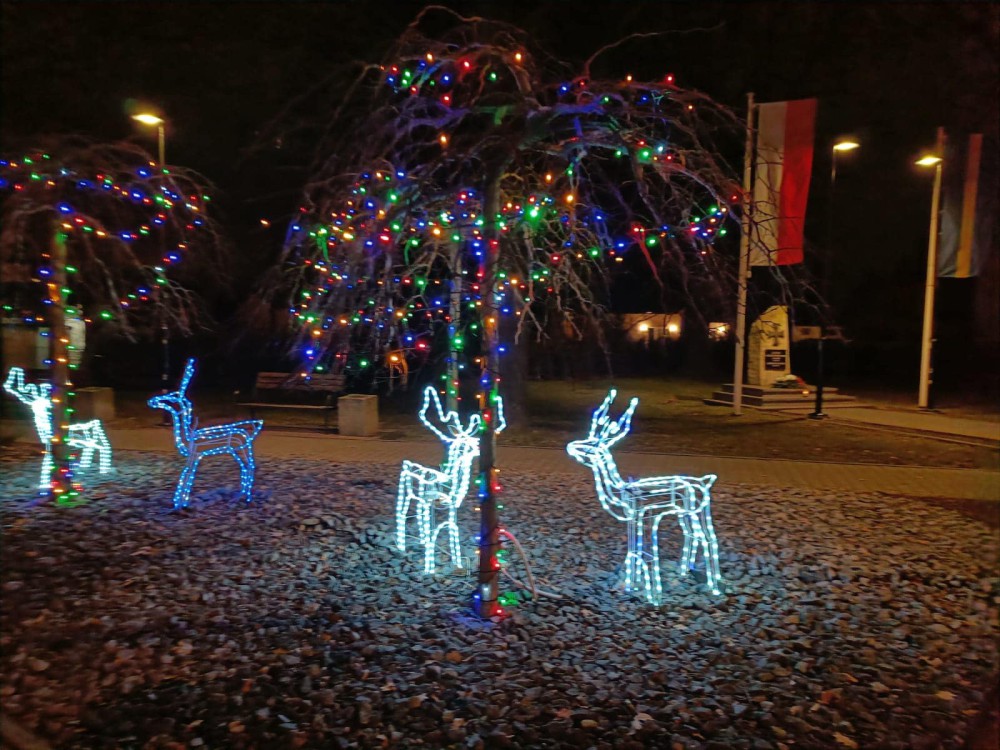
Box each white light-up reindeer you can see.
[148,359,263,509]
[3,366,112,489]
[567,389,722,603]
[396,387,506,574]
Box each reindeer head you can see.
[417,386,483,444]
[4,367,52,405]
[566,389,639,468]
[148,358,195,414]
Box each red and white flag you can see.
[750,98,818,266]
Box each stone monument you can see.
[747,305,790,387]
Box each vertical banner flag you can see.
[750,98,818,266]
[938,133,996,278]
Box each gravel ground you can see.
[1,446,997,750]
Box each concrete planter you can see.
[338,394,378,436]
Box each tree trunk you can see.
[498,313,528,427]
[474,165,506,619]
[446,244,462,414]
[47,223,78,503]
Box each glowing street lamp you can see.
[131,112,166,165]
[130,111,169,418]
[812,136,860,419]
[833,139,860,153]
[915,129,945,409]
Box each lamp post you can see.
[811,138,859,419]
[916,127,945,410]
[131,112,170,420]
[132,113,165,166]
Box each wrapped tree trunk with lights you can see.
[47,225,76,501]
[473,163,510,617]
[268,8,772,616]
[0,138,227,503]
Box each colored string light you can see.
[3,367,111,490]
[566,389,722,603]
[0,152,211,324]
[286,35,742,619]
[148,359,263,509]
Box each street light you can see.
[811,137,860,419]
[131,112,165,166]
[131,111,169,422]
[915,128,945,410]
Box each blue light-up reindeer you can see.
[4,366,112,489]
[395,387,505,575]
[148,359,263,509]
[567,389,722,603]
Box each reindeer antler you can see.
[418,386,455,442]
[178,358,196,394]
[3,367,27,403]
[3,367,49,405]
[589,388,618,438]
[603,396,639,448]
[588,389,638,448]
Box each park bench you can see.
[235,372,345,431]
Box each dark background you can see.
[2,1,997,397]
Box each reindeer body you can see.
[149,359,262,509]
[567,389,722,603]
[4,367,112,489]
[395,387,505,574]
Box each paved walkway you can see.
[101,427,1000,501]
[826,407,1000,443]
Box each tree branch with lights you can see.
[271,7,755,617]
[0,136,227,503]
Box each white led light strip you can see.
[4,367,112,489]
[567,389,722,602]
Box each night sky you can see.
[2,1,997,386]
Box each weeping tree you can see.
[272,7,755,617]
[0,136,227,503]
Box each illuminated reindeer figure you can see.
[395,387,506,574]
[567,389,722,603]
[3,366,112,489]
[148,359,263,509]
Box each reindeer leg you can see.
[96,426,112,475]
[446,505,462,570]
[699,503,722,595]
[424,519,444,576]
[626,514,655,602]
[416,492,434,572]
[39,448,53,491]
[236,445,256,503]
[678,512,695,575]
[647,511,667,605]
[77,439,95,470]
[396,462,416,551]
[174,455,202,509]
[624,516,638,594]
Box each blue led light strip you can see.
[148,359,263,509]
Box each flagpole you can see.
[732,92,755,416]
[918,126,945,409]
